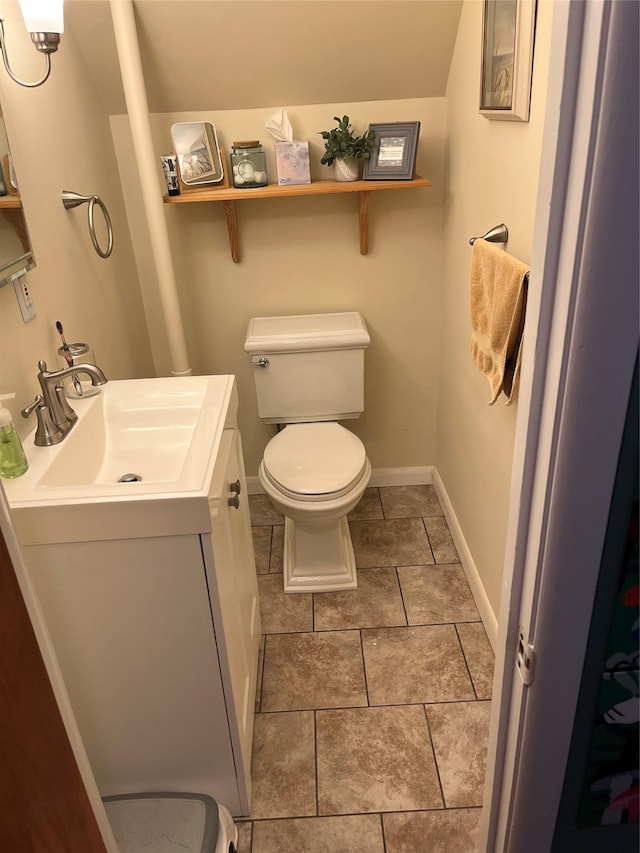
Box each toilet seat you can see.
[262,422,367,502]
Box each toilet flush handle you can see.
[251,356,269,367]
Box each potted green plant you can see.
[319,115,375,182]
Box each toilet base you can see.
[283,515,358,594]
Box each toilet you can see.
[245,312,371,593]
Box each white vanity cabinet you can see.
[11,378,260,817]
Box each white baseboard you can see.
[368,466,433,487]
[246,476,263,495]
[247,466,433,495]
[432,469,498,649]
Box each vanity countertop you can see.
[5,374,238,545]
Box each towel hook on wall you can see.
[61,190,114,258]
[469,223,508,246]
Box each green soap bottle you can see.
[0,393,28,479]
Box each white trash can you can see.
[102,792,238,853]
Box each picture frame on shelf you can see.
[479,0,536,122]
[171,121,224,185]
[363,122,420,181]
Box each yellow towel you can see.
[470,239,530,405]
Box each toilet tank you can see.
[244,312,370,423]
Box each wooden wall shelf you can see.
[162,176,431,262]
[0,195,22,209]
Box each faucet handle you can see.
[21,394,45,419]
[21,394,64,447]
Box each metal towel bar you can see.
[61,190,114,258]
[469,223,508,246]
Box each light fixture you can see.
[0,0,64,88]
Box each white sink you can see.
[5,375,237,544]
[42,379,209,488]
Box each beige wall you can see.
[437,0,554,618]
[0,1,154,443]
[113,98,446,475]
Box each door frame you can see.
[482,0,639,849]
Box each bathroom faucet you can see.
[22,359,108,446]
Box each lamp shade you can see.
[17,0,64,34]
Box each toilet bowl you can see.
[259,422,371,592]
[245,311,371,593]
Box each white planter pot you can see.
[334,158,360,182]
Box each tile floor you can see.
[241,484,495,853]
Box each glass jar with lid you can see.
[231,141,268,188]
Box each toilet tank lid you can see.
[244,312,370,353]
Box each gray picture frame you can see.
[363,122,420,181]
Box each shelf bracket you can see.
[358,191,370,255]
[222,200,240,263]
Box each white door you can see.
[482,1,639,850]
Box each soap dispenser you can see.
[0,394,28,478]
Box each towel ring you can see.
[469,223,509,246]
[61,190,114,259]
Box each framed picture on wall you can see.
[363,122,420,181]
[479,0,537,122]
